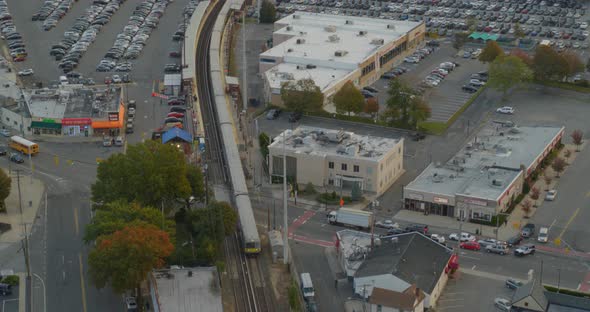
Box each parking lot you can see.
[438,270,517,312]
[276,0,590,51]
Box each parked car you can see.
[486,244,509,255]
[545,190,557,201]
[477,238,499,248]
[266,109,281,120]
[496,106,515,114]
[514,244,535,256]
[0,146,6,156]
[404,224,428,234]
[289,111,302,123]
[0,129,10,137]
[449,232,476,242]
[494,297,512,311]
[9,153,24,163]
[126,296,137,311]
[381,71,397,79]
[459,241,481,251]
[430,234,445,244]
[521,223,535,238]
[363,86,379,93]
[412,132,426,141]
[0,283,12,296]
[17,69,33,76]
[386,228,406,235]
[469,79,485,87]
[538,227,549,243]
[462,85,478,93]
[506,278,523,289]
[376,219,397,229]
[103,136,112,147]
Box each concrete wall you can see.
[426,266,449,308]
[1,107,31,136]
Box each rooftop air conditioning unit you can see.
[328,34,340,42]
[387,24,396,29]
[286,26,293,31]
[293,14,301,19]
[358,30,367,36]
[346,20,354,25]
[306,64,316,69]
[371,38,384,45]
[296,65,306,70]
[334,50,348,57]
[492,179,503,187]
[324,25,337,32]
[296,38,305,44]
[287,48,293,52]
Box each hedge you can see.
[470,214,508,227]
[534,80,590,94]
[544,285,590,298]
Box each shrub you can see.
[545,285,590,298]
[303,182,316,195]
[1,275,19,286]
[288,280,301,310]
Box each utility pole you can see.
[282,131,289,264]
[16,170,31,279]
[28,146,33,184]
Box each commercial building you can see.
[335,230,456,309]
[149,267,222,312]
[403,122,565,221]
[260,12,425,109]
[511,277,590,312]
[268,126,404,196]
[22,85,125,137]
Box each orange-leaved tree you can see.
[88,224,174,308]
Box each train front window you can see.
[246,242,256,249]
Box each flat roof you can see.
[264,12,421,68]
[264,63,351,92]
[152,267,222,312]
[269,126,401,161]
[405,123,564,201]
[24,86,121,120]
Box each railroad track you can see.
[196,0,228,185]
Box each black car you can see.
[0,146,6,156]
[412,132,426,141]
[266,109,281,120]
[170,106,187,113]
[0,283,12,296]
[9,153,24,163]
[404,224,428,234]
[288,111,302,123]
[462,85,478,93]
[386,228,406,235]
[521,223,535,238]
[507,235,523,247]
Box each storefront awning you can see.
[91,105,125,129]
[31,121,61,130]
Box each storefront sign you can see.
[108,112,119,121]
[463,198,487,207]
[406,193,423,200]
[43,118,56,123]
[433,197,449,204]
[61,118,92,126]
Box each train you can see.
[207,0,261,255]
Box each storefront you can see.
[61,118,92,137]
[91,105,125,136]
[31,118,62,135]
[404,193,456,218]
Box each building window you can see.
[361,61,375,76]
[398,147,401,154]
[354,165,359,172]
[377,305,382,312]
[341,163,347,171]
[328,179,334,185]
[329,161,334,169]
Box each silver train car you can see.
[208,0,260,255]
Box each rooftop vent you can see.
[306,64,316,69]
[299,31,307,35]
[491,179,503,187]
[324,25,337,32]
[286,26,293,31]
[346,20,354,25]
[371,38,384,45]
[293,14,301,19]
[387,24,396,29]
[358,30,367,36]
[296,65,306,70]
[334,50,348,57]
[328,34,340,42]
[287,48,293,52]
[296,38,306,44]
[432,173,443,183]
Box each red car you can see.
[167,112,184,118]
[104,76,112,84]
[460,241,481,251]
[13,56,25,62]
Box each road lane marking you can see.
[586,191,590,198]
[73,206,79,236]
[559,207,580,239]
[78,253,88,312]
[549,219,556,231]
[472,265,476,270]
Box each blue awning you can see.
[162,127,192,144]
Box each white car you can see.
[545,190,557,201]
[469,79,485,86]
[17,69,34,76]
[496,106,515,114]
[449,232,476,242]
[580,22,588,29]
[430,234,445,243]
[376,220,398,229]
[126,297,137,310]
[494,298,511,311]
[112,75,122,83]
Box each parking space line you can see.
[558,207,580,239]
[438,304,465,310]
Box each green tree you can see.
[407,96,431,128]
[533,45,568,81]
[91,140,194,207]
[452,32,469,52]
[384,79,417,125]
[88,225,174,308]
[208,201,237,236]
[466,17,477,32]
[478,40,504,63]
[259,132,271,159]
[280,78,324,113]
[84,200,175,244]
[513,23,525,45]
[186,165,206,204]
[0,169,10,213]
[552,157,566,177]
[333,81,364,116]
[259,0,276,23]
[488,55,532,98]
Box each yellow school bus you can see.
[9,136,39,155]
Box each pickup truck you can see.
[514,244,535,257]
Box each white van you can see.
[300,273,315,299]
[537,227,549,243]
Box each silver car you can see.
[545,190,557,201]
[486,244,509,255]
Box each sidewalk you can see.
[264,184,377,212]
[26,135,103,144]
[0,168,45,262]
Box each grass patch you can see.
[288,279,302,311]
[245,17,258,24]
[534,80,590,94]
[418,121,447,135]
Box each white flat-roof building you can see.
[260,12,425,110]
[268,126,404,196]
[403,122,565,221]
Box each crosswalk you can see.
[428,90,473,122]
